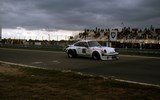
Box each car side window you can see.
[74,42,82,47]
[83,42,88,47]
[74,42,88,47]
[79,42,85,47]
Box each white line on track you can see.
[114,79,160,88]
[0,60,47,70]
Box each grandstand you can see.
[73,26,160,49]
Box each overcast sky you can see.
[0,0,160,30]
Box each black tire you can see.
[68,49,77,58]
[92,52,101,60]
[115,56,119,60]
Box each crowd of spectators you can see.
[117,26,160,40]
[80,26,160,41]
[77,26,160,49]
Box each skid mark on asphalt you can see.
[51,60,60,64]
[32,62,43,64]
[31,60,61,66]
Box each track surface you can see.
[0,48,160,85]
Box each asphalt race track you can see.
[0,48,160,85]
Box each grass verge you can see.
[0,63,160,100]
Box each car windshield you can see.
[88,41,101,47]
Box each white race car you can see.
[65,40,119,60]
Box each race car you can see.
[65,40,119,60]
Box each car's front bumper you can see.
[101,52,119,60]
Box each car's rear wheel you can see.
[68,49,77,58]
[92,52,101,60]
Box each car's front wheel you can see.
[68,49,77,58]
[92,52,101,60]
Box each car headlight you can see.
[101,49,107,54]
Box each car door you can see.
[74,42,89,56]
[74,42,83,55]
[81,42,90,56]
[79,42,90,56]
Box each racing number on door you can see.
[82,49,86,53]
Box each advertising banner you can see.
[110,31,117,41]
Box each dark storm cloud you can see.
[0,0,160,30]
